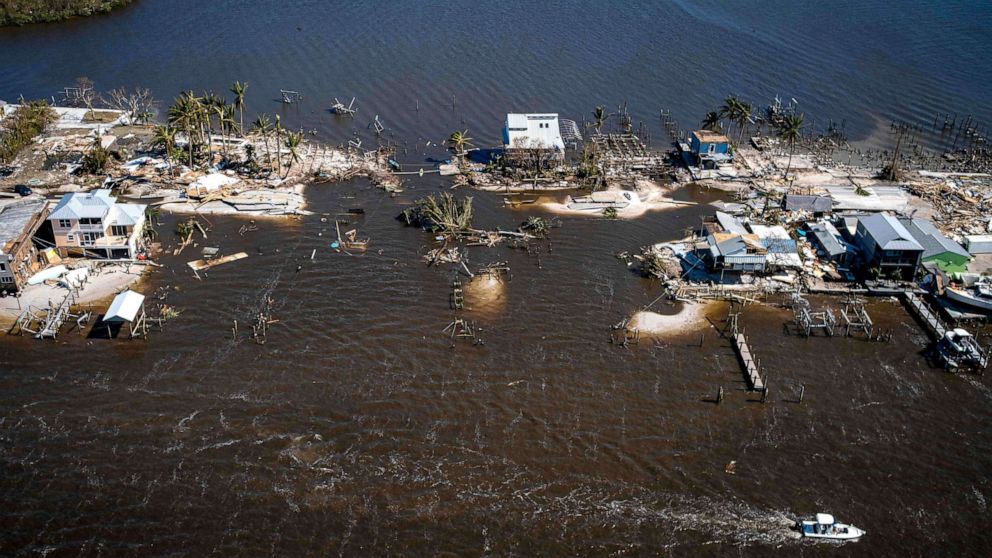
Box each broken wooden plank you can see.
[187,252,248,272]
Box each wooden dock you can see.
[733,332,765,391]
[902,292,946,339]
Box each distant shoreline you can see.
[0,0,135,27]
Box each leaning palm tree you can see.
[780,113,805,184]
[701,111,721,132]
[150,124,177,174]
[447,129,473,156]
[283,131,302,178]
[591,105,608,134]
[230,81,247,134]
[250,114,273,171]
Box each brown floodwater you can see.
[1,180,990,556]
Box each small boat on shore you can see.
[565,190,640,211]
[945,276,992,312]
[796,513,864,541]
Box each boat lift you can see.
[330,97,357,116]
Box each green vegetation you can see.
[0,100,57,163]
[0,0,135,26]
[446,129,473,156]
[79,136,115,174]
[400,193,474,232]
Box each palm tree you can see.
[447,129,473,155]
[283,130,302,178]
[780,113,804,184]
[221,103,239,160]
[273,115,284,176]
[150,125,177,174]
[591,105,608,134]
[250,114,273,172]
[701,111,721,132]
[719,96,742,139]
[202,91,223,155]
[735,101,752,146]
[230,81,247,134]
[211,99,230,157]
[168,91,201,168]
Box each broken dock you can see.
[727,312,766,391]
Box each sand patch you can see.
[540,180,695,219]
[628,302,714,336]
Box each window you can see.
[58,219,71,228]
[111,225,129,236]
[0,276,12,284]
[80,218,102,226]
[0,262,5,271]
[66,234,75,242]
[81,232,103,246]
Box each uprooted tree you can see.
[400,192,474,232]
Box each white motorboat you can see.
[945,277,992,312]
[565,190,640,211]
[796,513,864,541]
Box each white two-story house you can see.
[48,190,147,259]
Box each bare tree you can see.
[69,76,97,110]
[103,87,158,124]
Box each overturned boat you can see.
[796,513,864,541]
[565,190,639,211]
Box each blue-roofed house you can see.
[898,217,971,273]
[689,130,732,169]
[48,189,147,259]
[855,214,924,279]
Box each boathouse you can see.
[0,198,50,293]
[689,130,732,169]
[854,214,923,280]
[898,217,971,273]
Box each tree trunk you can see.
[785,141,795,188]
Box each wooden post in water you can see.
[761,377,769,403]
[798,384,805,404]
[717,386,724,404]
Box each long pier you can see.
[733,333,766,391]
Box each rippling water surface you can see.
[1,2,992,556]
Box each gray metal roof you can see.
[807,222,847,257]
[784,194,833,213]
[49,189,115,220]
[899,218,970,259]
[859,214,923,251]
[0,199,48,252]
[715,211,747,235]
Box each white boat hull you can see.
[798,516,864,541]
[945,286,992,311]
